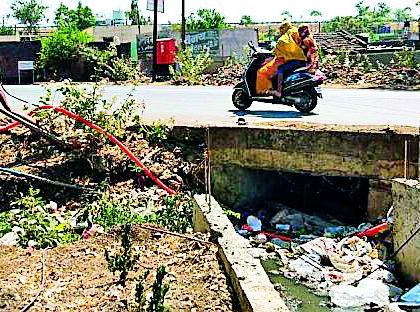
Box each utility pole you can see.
[152,0,158,81]
[136,1,141,37]
[181,0,186,49]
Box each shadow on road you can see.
[230,110,317,119]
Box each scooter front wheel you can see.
[232,88,252,111]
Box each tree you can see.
[240,15,254,26]
[11,0,47,34]
[394,7,413,22]
[186,9,227,31]
[310,10,322,18]
[54,1,95,30]
[376,2,392,23]
[281,11,293,21]
[127,0,151,25]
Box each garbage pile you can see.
[234,205,420,310]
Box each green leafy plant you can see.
[393,48,417,69]
[0,212,13,236]
[51,82,143,138]
[107,57,139,82]
[137,119,174,144]
[240,15,254,26]
[89,191,148,231]
[133,270,150,312]
[170,47,212,85]
[155,195,193,234]
[186,8,228,31]
[13,188,79,248]
[147,266,170,312]
[105,224,139,286]
[0,25,16,36]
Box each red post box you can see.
[156,38,177,65]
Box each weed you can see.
[107,57,139,82]
[44,82,144,139]
[14,188,44,212]
[89,191,147,231]
[155,195,193,234]
[137,119,174,145]
[105,224,139,287]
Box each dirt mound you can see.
[0,228,235,311]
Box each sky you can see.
[0,0,419,25]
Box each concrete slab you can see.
[193,194,289,312]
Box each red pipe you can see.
[0,105,176,195]
[356,222,389,238]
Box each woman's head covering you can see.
[279,21,292,35]
[298,24,310,37]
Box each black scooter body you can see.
[232,43,325,113]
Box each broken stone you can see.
[0,232,18,246]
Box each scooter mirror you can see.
[248,41,257,52]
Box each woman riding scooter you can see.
[274,24,321,98]
[297,24,319,74]
[256,21,307,97]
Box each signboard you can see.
[18,61,34,71]
[17,61,35,84]
[185,30,220,55]
[147,0,164,13]
[138,36,154,54]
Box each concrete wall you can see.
[392,179,420,285]
[86,25,154,43]
[208,127,419,180]
[0,35,19,42]
[219,29,258,58]
[172,125,419,222]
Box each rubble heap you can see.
[201,63,244,86]
[313,31,367,54]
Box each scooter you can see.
[232,42,325,113]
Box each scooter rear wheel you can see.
[294,88,318,114]
[232,88,252,111]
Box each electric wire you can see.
[0,167,96,192]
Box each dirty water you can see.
[262,259,332,312]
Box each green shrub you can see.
[38,25,92,77]
[90,193,149,231]
[170,47,213,85]
[105,224,139,286]
[393,48,417,69]
[50,82,143,138]
[155,195,193,234]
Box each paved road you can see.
[2,84,420,127]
